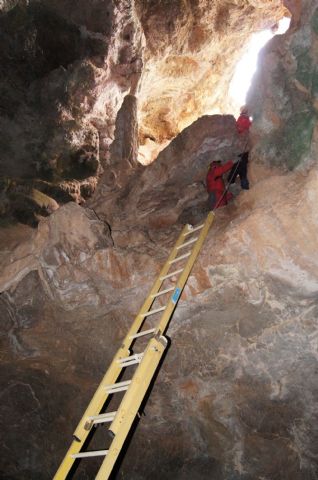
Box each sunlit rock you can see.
[0,0,287,223]
[248,0,318,168]
[136,0,286,146]
[91,114,239,229]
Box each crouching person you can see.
[206,159,237,210]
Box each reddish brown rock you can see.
[2,1,318,480]
[2,109,318,479]
[136,0,286,145]
[0,0,144,220]
[90,114,240,231]
[0,0,287,220]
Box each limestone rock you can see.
[136,0,286,146]
[248,0,318,169]
[91,114,240,230]
[3,1,318,479]
[0,0,286,220]
[2,108,318,478]
[2,166,318,479]
[0,0,144,220]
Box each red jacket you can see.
[236,114,251,134]
[206,161,234,193]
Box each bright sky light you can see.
[229,17,291,108]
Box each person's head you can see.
[238,152,249,161]
[240,105,248,115]
[209,160,221,168]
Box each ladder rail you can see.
[53,347,129,479]
[53,212,215,480]
[54,223,193,479]
[157,211,214,335]
[96,336,167,480]
[120,223,190,345]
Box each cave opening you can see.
[138,15,292,167]
[229,16,291,111]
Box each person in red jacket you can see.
[236,105,252,134]
[206,159,238,210]
[228,106,252,190]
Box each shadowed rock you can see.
[2,1,318,479]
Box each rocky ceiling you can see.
[135,0,286,144]
[0,0,287,222]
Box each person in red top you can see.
[206,159,238,210]
[236,106,252,134]
[228,105,252,190]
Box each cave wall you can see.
[135,0,286,144]
[0,0,144,219]
[0,0,286,223]
[2,1,318,480]
[248,0,318,169]
[1,115,318,480]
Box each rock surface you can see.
[2,1,318,480]
[0,0,144,221]
[0,0,286,221]
[1,111,318,479]
[248,0,318,169]
[90,114,240,230]
[136,0,285,145]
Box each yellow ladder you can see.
[54,211,215,479]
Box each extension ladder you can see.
[54,211,215,479]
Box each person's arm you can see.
[214,160,234,176]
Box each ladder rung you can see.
[129,328,156,339]
[176,237,198,249]
[71,450,108,459]
[141,305,166,317]
[53,212,215,480]
[87,412,117,424]
[151,286,175,298]
[169,252,191,264]
[105,380,131,394]
[117,353,144,367]
[183,224,204,236]
[160,269,183,280]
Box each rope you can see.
[211,158,241,211]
